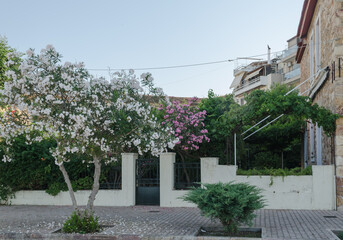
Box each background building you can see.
[230,58,283,105]
[279,36,301,86]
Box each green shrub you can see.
[252,152,281,169]
[0,133,121,201]
[0,184,14,204]
[236,166,312,177]
[62,210,100,234]
[182,182,265,233]
[45,182,67,196]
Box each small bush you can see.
[0,184,14,204]
[182,182,265,233]
[62,210,100,234]
[236,166,312,177]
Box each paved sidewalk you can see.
[0,205,343,239]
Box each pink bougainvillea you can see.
[161,98,210,151]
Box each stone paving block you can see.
[1,206,343,239]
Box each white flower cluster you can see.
[0,45,177,165]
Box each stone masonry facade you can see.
[298,0,343,208]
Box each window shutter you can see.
[316,123,322,165]
[310,121,315,163]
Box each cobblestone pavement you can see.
[1,206,343,239]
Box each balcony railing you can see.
[234,76,261,92]
[282,45,298,59]
[284,67,300,81]
[234,65,259,75]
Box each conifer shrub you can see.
[182,182,265,233]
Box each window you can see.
[315,16,321,73]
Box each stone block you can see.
[337,145,343,156]
[336,136,343,147]
[334,45,343,57]
[335,97,343,111]
[337,156,343,166]
[337,177,343,189]
[337,125,343,134]
[336,166,343,176]
[337,118,343,126]
[337,196,343,207]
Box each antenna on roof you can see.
[267,45,271,64]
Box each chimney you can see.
[267,45,271,64]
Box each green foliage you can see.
[45,182,67,196]
[0,133,120,201]
[0,36,21,89]
[243,84,339,137]
[182,182,265,233]
[199,90,240,164]
[0,133,57,200]
[237,166,312,186]
[335,231,343,240]
[225,85,338,169]
[62,210,100,234]
[237,166,312,176]
[0,184,14,204]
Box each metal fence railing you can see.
[174,162,201,190]
[100,166,122,189]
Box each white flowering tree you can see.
[0,45,177,212]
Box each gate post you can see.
[160,152,176,206]
[122,153,138,206]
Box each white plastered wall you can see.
[10,153,138,207]
[160,156,335,210]
[9,154,335,210]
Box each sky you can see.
[0,0,304,98]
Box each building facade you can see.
[279,36,301,86]
[296,0,343,209]
[230,60,283,105]
[230,40,301,105]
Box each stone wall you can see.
[299,0,343,208]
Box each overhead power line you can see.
[87,59,234,72]
[86,38,339,72]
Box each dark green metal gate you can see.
[136,158,160,205]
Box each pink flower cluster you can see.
[161,98,210,151]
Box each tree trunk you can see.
[86,155,101,212]
[59,163,78,211]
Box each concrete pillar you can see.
[312,165,335,210]
[160,152,176,206]
[201,157,219,184]
[201,157,237,184]
[121,153,138,206]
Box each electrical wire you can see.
[87,59,233,71]
[86,38,339,72]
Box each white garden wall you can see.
[9,153,137,207]
[161,155,336,210]
[10,190,129,206]
[9,153,336,210]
